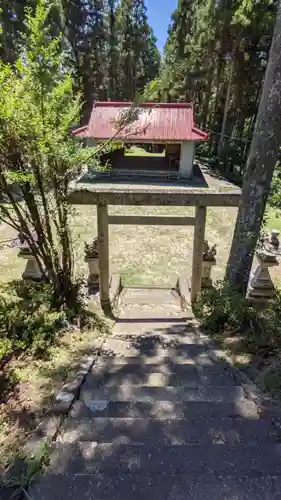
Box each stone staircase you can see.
[31,288,281,499]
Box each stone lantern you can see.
[84,237,99,289]
[248,230,280,299]
[18,231,43,281]
[202,240,217,288]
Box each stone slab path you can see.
[31,288,281,499]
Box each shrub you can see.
[0,282,67,359]
[193,280,256,334]
[194,281,281,359]
[269,163,281,209]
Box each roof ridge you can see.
[94,101,192,109]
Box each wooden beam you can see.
[97,204,109,307]
[191,205,206,302]
[108,215,196,226]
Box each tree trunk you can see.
[201,67,213,128]
[218,59,234,157]
[209,54,225,155]
[226,0,281,293]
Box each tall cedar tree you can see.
[107,0,119,99]
[156,0,278,173]
[117,0,135,99]
[0,0,36,62]
[0,0,160,119]
[117,0,160,100]
[226,0,281,293]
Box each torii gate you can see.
[69,182,240,309]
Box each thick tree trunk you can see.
[226,0,281,293]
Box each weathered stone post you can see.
[202,240,217,288]
[18,233,43,281]
[248,230,280,299]
[97,204,110,307]
[191,206,206,302]
[84,238,99,289]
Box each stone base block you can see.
[248,264,276,300]
[176,274,191,310]
[109,273,122,308]
[201,259,216,289]
[85,258,99,289]
[201,277,213,289]
[22,257,43,281]
[87,274,122,311]
[248,286,275,299]
[87,274,99,288]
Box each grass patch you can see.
[266,205,281,233]
[0,318,110,474]
[3,442,51,499]
[125,146,165,157]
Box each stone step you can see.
[197,362,239,386]
[94,355,199,366]
[48,442,281,476]
[71,399,259,420]
[107,333,202,346]
[110,320,194,336]
[118,296,185,316]
[121,288,181,306]
[59,416,278,445]
[99,337,209,358]
[30,472,281,500]
[90,360,238,387]
[79,383,248,403]
[112,326,198,340]
[117,305,187,317]
[93,358,198,372]
[86,368,201,388]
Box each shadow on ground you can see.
[29,310,281,499]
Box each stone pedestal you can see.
[85,258,99,288]
[18,250,43,281]
[248,250,278,299]
[201,258,216,288]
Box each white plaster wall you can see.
[179,141,195,178]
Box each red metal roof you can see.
[73,101,208,142]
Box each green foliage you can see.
[0,0,87,310]
[0,282,66,359]
[259,291,281,353]
[193,280,256,333]
[4,441,51,498]
[194,281,281,359]
[269,162,281,209]
[0,1,159,314]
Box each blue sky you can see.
[145,0,178,52]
